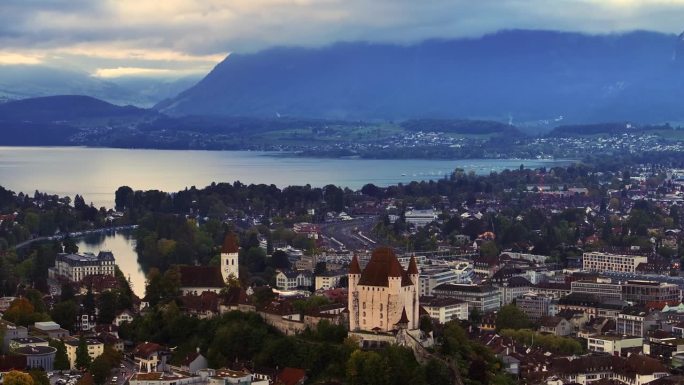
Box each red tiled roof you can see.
[179,266,225,288]
[133,342,164,359]
[396,308,410,325]
[277,367,306,385]
[358,247,412,287]
[222,232,239,254]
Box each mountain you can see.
[0,95,156,146]
[0,95,152,122]
[0,65,201,107]
[157,30,684,124]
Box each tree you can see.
[28,371,48,385]
[3,371,34,385]
[97,291,118,324]
[495,304,531,331]
[269,250,291,270]
[90,356,112,385]
[3,297,39,326]
[50,340,70,371]
[115,186,134,211]
[51,300,78,332]
[75,335,92,370]
[480,241,499,258]
[419,315,433,335]
[62,237,79,254]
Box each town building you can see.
[420,296,468,323]
[30,321,69,340]
[348,247,419,332]
[404,208,438,228]
[432,283,501,314]
[179,266,226,295]
[113,310,135,327]
[496,276,533,306]
[587,335,643,356]
[539,316,574,336]
[622,280,681,305]
[220,232,239,282]
[15,346,56,371]
[314,270,345,291]
[616,308,661,337]
[548,355,668,385]
[64,338,104,369]
[571,278,623,300]
[516,292,553,323]
[48,252,116,282]
[418,268,464,296]
[582,251,648,273]
[133,342,168,373]
[275,270,313,291]
[9,337,48,351]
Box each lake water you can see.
[0,146,571,209]
[76,230,147,297]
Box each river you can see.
[0,146,572,209]
[75,230,147,297]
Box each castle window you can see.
[380,304,383,311]
[363,312,366,317]
[363,302,366,309]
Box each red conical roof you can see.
[349,254,361,275]
[221,232,239,254]
[396,307,410,325]
[407,256,419,275]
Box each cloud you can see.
[0,52,44,65]
[1,0,683,77]
[92,66,208,78]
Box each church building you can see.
[221,232,239,282]
[348,247,419,332]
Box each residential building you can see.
[0,320,28,353]
[548,355,668,385]
[170,351,208,374]
[582,251,647,273]
[9,337,48,351]
[587,335,643,356]
[419,268,463,296]
[133,342,167,373]
[432,284,501,314]
[644,333,684,359]
[48,251,116,282]
[275,270,313,291]
[616,308,661,337]
[64,338,104,369]
[571,278,623,300]
[420,296,468,323]
[539,316,574,336]
[516,293,553,323]
[404,209,438,228]
[31,321,69,340]
[113,310,135,327]
[348,248,420,332]
[314,270,345,290]
[496,276,533,306]
[622,280,681,305]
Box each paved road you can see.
[320,217,378,251]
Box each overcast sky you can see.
[1,0,683,78]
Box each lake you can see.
[76,230,147,297]
[0,146,572,209]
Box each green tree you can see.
[480,241,499,258]
[50,340,70,371]
[75,336,92,370]
[28,370,48,385]
[90,356,111,385]
[51,300,78,332]
[97,291,118,324]
[495,304,531,331]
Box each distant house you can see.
[133,342,167,373]
[64,338,104,369]
[178,266,225,295]
[314,270,345,290]
[539,316,573,336]
[113,310,135,327]
[171,350,208,374]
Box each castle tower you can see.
[407,256,420,330]
[348,247,419,332]
[348,254,362,331]
[221,232,239,282]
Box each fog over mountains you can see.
[157,30,684,124]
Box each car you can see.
[111,377,118,383]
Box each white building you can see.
[275,270,313,290]
[582,252,647,273]
[420,296,468,323]
[65,338,104,369]
[315,271,345,290]
[404,209,438,228]
[419,268,463,296]
[48,252,115,282]
[587,335,643,356]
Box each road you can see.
[320,217,379,251]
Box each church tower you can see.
[221,232,239,282]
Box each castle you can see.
[348,247,419,332]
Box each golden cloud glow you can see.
[0,52,44,65]
[92,66,207,78]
